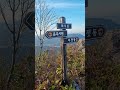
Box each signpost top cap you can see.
[59,17,66,23]
[60,17,65,19]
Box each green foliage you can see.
[60,84,75,90]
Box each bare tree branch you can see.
[0,3,13,33]
[0,0,35,89]
[35,0,58,65]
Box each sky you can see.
[35,0,85,35]
[86,0,120,24]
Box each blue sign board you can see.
[57,23,72,29]
[64,37,79,44]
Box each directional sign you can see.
[64,37,79,44]
[85,26,105,40]
[57,23,72,29]
[45,30,67,39]
[24,11,35,30]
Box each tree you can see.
[0,0,34,89]
[35,0,58,57]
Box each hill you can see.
[35,33,85,47]
[35,33,84,55]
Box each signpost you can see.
[86,26,105,40]
[85,25,105,45]
[64,37,79,44]
[57,23,72,29]
[45,17,79,86]
[24,11,35,30]
[45,30,67,39]
[59,17,68,86]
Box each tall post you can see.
[59,17,68,86]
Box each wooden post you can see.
[59,17,69,86]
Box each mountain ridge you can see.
[35,33,85,46]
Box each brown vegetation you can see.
[86,30,120,90]
[35,39,85,90]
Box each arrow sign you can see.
[57,23,72,29]
[85,26,105,40]
[64,37,79,44]
[24,11,35,30]
[45,30,67,39]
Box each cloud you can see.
[35,2,84,9]
[49,3,84,9]
[67,24,85,35]
[35,3,84,9]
